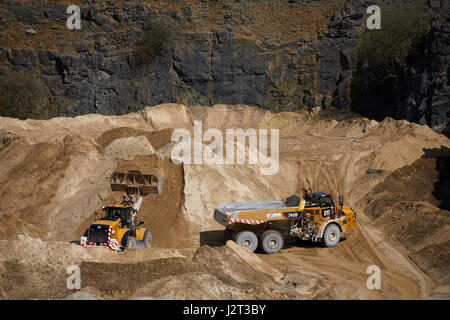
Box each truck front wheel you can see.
[322,224,341,247]
[235,231,258,252]
[260,230,284,254]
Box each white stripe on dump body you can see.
[229,218,265,225]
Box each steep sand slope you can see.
[356,155,450,288]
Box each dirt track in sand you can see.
[0,104,448,299]
[261,219,430,299]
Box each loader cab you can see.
[118,207,133,228]
[101,205,132,227]
[98,206,121,221]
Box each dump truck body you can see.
[214,200,288,226]
[214,192,357,253]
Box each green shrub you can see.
[350,2,433,118]
[358,2,432,82]
[0,69,55,120]
[136,19,174,63]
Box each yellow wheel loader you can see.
[80,170,163,251]
[214,189,357,254]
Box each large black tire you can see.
[126,236,137,249]
[322,224,341,247]
[143,230,152,248]
[235,231,258,252]
[260,230,284,254]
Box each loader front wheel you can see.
[260,230,284,254]
[126,236,137,249]
[235,231,258,252]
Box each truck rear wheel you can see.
[322,224,341,247]
[235,231,258,252]
[260,230,284,254]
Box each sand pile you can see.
[95,127,173,153]
[356,155,450,285]
[104,136,155,160]
[0,233,304,300]
[78,242,301,300]
[0,234,187,299]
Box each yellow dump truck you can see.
[81,170,163,251]
[214,189,357,254]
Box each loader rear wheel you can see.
[235,231,258,252]
[143,230,152,248]
[126,236,137,249]
[322,224,341,247]
[260,230,284,254]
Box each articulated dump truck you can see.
[81,170,163,251]
[214,189,357,254]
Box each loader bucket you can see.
[110,170,163,196]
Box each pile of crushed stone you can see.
[104,136,155,160]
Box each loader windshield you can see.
[101,207,122,221]
[101,207,132,226]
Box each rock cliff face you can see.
[0,0,448,128]
[401,24,449,131]
[352,23,450,131]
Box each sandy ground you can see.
[0,103,448,299]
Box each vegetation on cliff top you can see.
[351,2,433,120]
[357,2,432,83]
[135,19,174,63]
[0,70,57,120]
